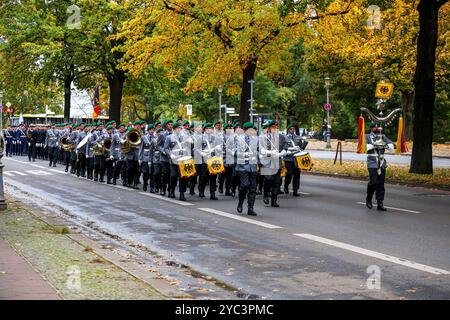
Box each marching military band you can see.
[2,119,314,216]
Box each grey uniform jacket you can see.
[139,134,153,163]
[259,133,286,175]
[234,134,259,173]
[164,133,190,165]
[111,132,125,160]
[157,132,170,163]
[366,132,394,169]
[283,133,308,162]
[45,129,59,148]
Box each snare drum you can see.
[178,156,196,178]
[294,151,313,171]
[206,156,225,175]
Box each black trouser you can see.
[263,170,282,201]
[126,159,139,186]
[70,151,77,173]
[238,171,257,210]
[86,157,94,179]
[199,163,217,196]
[76,153,87,177]
[106,158,115,182]
[367,168,386,202]
[28,143,36,161]
[284,161,301,192]
[231,165,240,193]
[151,163,162,190]
[257,173,264,192]
[140,162,151,189]
[94,155,106,181]
[170,164,188,194]
[48,146,58,165]
[113,160,124,182]
[161,162,170,192]
[218,165,233,192]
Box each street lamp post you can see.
[218,87,223,123]
[0,90,7,210]
[324,77,332,149]
[248,80,255,123]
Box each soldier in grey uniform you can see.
[45,124,59,167]
[68,123,79,174]
[283,124,308,197]
[85,124,96,180]
[198,123,220,200]
[103,125,115,184]
[75,123,87,177]
[123,121,141,189]
[151,128,164,193]
[164,122,191,200]
[218,124,234,196]
[139,124,155,192]
[158,120,173,196]
[235,122,259,216]
[365,123,395,211]
[111,123,127,185]
[93,123,108,182]
[259,120,287,208]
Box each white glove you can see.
[170,154,178,161]
[138,160,142,165]
[278,150,287,158]
[110,156,114,161]
[367,144,374,151]
[201,151,208,157]
[185,138,193,144]
[387,143,395,150]
[28,143,31,147]
[215,145,222,152]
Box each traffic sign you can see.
[226,107,235,114]
[324,103,332,111]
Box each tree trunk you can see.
[107,70,126,124]
[63,75,72,122]
[239,58,257,124]
[410,0,443,174]
[400,91,414,141]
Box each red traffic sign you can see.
[324,103,332,111]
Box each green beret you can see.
[106,125,113,130]
[133,120,141,125]
[72,124,78,129]
[223,124,231,130]
[109,120,116,125]
[163,120,173,127]
[369,122,376,128]
[147,124,155,130]
[155,121,162,126]
[79,122,85,126]
[183,120,190,126]
[287,124,295,130]
[118,123,126,128]
[263,120,276,129]
[176,118,183,122]
[243,122,254,130]
[173,122,181,129]
[203,122,212,129]
[140,120,146,124]
[233,122,241,128]
[214,121,222,126]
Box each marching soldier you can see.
[85,124,96,180]
[45,124,59,167]
[365,123,395,211]
[151,128,164,193]
[68,123,79,174]
[26,124,38,162]
[111,123,127,185]
[93,123,108,182]
[76,123,87,177]
[218,124,233,196]
[230,122,242,197]
[139,124,155,192]
[198,123,220,200]
[283,124,308,197]
[164,122,191,200]
[103,125,115,184]
[123,121,141,189]
[5,126,13,157]
[159,120,173,196]
[18,124,27,156]
[259,120,287,208]
[235,122,259,216]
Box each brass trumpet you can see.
[60,137,75,152]
[93,138,112,156]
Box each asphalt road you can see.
[3,156,450,299]
[309,150,450,168]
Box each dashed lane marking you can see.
[198,208,283,230]
[356,202,421,214]
[140,192,194,206]
[3,171,27,176]
[294,233,450,275]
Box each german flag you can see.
[92,86,100,118]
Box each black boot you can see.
[53,163,57,167]
[143,182,148,192]
[247,207,257,216]
[284,187,289,195]
[107,179,112,185]
[99,176,105,183]
[377,200,387,211]
[160,185,166,196]
[219,186,224,194]
[149,187,155,193]
[366,198,373,209]
[65,165,69,173]
[179,193,186,201]
[113,178,117,185]
[271,197,279,208]
[237,191,245,213]
[293,191,300,197]
[49,161,52,167]
[263,196,270,205]
[225,190,233,196]
[210,192,218,200]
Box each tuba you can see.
[93,138,112,156]
[60,136,75,152]
[120,129,142,154]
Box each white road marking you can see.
[27,170,52,176]
[3,171,27,176]
[294,233,450,275]
[299,192,311,195]
[28,164,47,169]
[140,192,194,206]
[48,169,69,175]
[356,202,421,214]
[198,208,283,230]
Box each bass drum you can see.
[294,151,313,171]
[178,156,196,178]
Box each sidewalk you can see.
[0,238,60,300]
